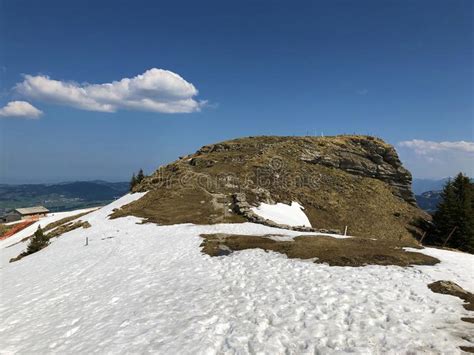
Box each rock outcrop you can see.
[428,280,474,312]
[114,135,428,244]
[299,136,415,204]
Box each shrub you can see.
[130,169,145,191]
[26,226,49,254]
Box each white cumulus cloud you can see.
[398,139,474,178]
[399,139,474,155]
[0,101,43,119]
[15,68,206,114]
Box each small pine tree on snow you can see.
[27,226,49,254]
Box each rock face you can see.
[299,137,415,204]
[116,135,428,244]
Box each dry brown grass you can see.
[45,220,91,239]
[111,188,245,225]
[200,233,439,267]
[42,210,95,232]
[112,135,427,246]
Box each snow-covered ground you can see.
[0,194,473,354]
[0,208,97,268]
[251,201,312,227]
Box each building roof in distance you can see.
[14,206,50,215]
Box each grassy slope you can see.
[200,233,439,267]
[113,135,428,246]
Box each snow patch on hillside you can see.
[1,194,473,353]
[0,208,96,267]
[251,201,312,227]
[405,247,474,292]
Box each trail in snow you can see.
[0,194,473,354]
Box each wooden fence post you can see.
[419,231,427,245]
[443,226,458,248]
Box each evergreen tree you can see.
[429,173,474,253]
[451,173,474,251]
[137,169,145,183]
[130,173,137,191]
[27,226,49,254]
[431,179,457,244]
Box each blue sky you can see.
[0,0,472,183]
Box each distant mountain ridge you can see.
[412,178,448,195]
[412,178,472,213]
[0,180,129,215]
[415,190,442,213]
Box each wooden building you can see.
[8,206,50,222]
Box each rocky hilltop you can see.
[114,135,428,245]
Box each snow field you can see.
[0,208,97,268]
[0,194,473,354]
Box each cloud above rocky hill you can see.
[398,139,474,178]
[399,139,474,154]
[15,68,206,114]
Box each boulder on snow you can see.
[428,280,474,311]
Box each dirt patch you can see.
[199,233,439,267]
[0,223,14,237]
[1,220,36,240]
